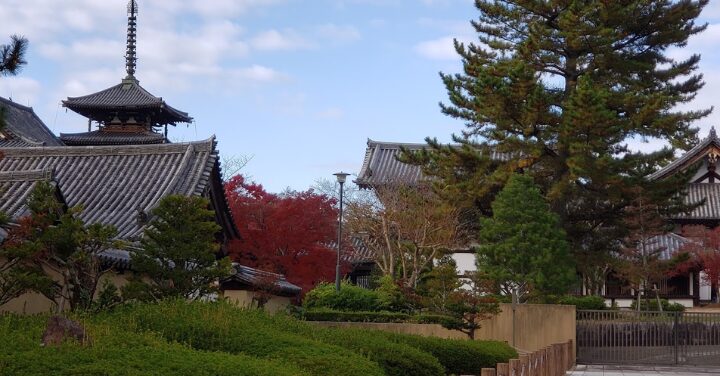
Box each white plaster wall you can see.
[451,252,476,275]
[700,271,712,301]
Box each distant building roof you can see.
[356,139,510,188]
[62,77,192,126]
[60,130,166,146]
[0,137,236,241]
[0,97,63,147]
[649,127,720,181]
[221,264,302,297]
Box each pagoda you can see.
[59,0,192,146]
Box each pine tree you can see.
[129,195,231,300]
[0,34,28,131]
[405,1,709,290]
[477,174,575,301]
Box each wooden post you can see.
[528,352,537,376]
[568,339,575,369]
[520,354,529,375]
[509,358,521,376]
[496,363,510,376]
[481,368,497,376]
[552,344,561,376]
[537,349,545,376]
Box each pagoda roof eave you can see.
[61,78,192,124]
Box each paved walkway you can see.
[570,365,720,375]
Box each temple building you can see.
[356,131,720,307]
[0,0,299,313]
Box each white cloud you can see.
[316,24,361,43]
[231,65,287,82]
[414,36,460,60]
[316,107,344,119]
[0,77,42,107]
[250,29,313,51]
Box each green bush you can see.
[303,281,383,311]
[380,332,518,375]
[411,313,457,324]
[265,310,446,376]
[630,298,686,312]
[557,295,607,310]
[105,301,384,376]
[304,309,411,323]
[0,314,307,376]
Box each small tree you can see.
[478,174,575,302]
[345,182,463,289]
[0,34,28,132]
[677,225,720,303]
[441,289,500,340]
[615,185,673,311]
[419,255,462,312]
[0,181,119,312]
[129,195,231,300]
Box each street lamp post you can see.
[334,172,350,292]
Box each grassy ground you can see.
[0,300,517,375]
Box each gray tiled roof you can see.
[356,139,510,187]
[649,128,719,181]
[59,130,166,145]
[0,97,63,147]
[645,233,689,260]
[62,77,192,125]
[676,183,720,220]
[0,168,55,219]
[0,138,220,239]
[222,263,302,296]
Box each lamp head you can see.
[333,172,350,184]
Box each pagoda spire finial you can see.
[711,126,717,139]
[125,0,138,79]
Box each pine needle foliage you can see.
[403,0,710,290]
[477,174,575,301]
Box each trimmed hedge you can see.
[268,314,445,376]
[557,295,607,310]
[302,308,457,325]
[630,298,686,312]
[0,314,307,376]
[381,333,518,375]
[107,301,384,376]
[304,309,411,323]
[303,281,384,311]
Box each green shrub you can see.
[557,295,607,310]
[630,298,686,312]
[265,310,446,376]
[411,313,457,324]
[380,332,518,375]
[105,301,384,376]
[303,281,382,311]
[0,314,307,376]
[304,309,411,322]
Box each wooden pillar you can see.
[568,339,575,369]
[509,358,521,376]
[481,368,497,376]
[544,347,552,376]
[552,343,562,376]
[496,363,509,376]
[520,354,529,375]
[528,352,537,376]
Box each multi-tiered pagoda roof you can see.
[59,0,191,146]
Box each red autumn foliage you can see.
[676,225,720,302]
[224,175,349,294]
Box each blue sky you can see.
[2,0,720,192]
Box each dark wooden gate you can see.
[576,310,720,365]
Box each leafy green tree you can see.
[440,289,500,340]
[477,174,575,301]
[128,195,231,300]
[0,181,119,311]
[403,0,708,292]
[419,255,462,312]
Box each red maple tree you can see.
[676,225,720,303]
[225,175,348,294]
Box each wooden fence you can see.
[477,340,575,376]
